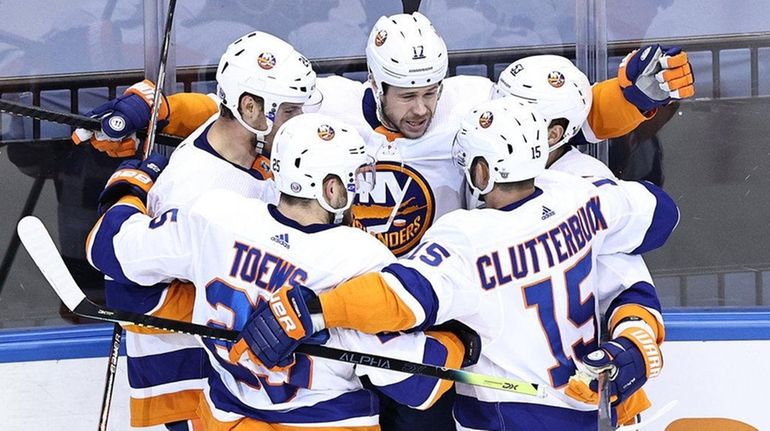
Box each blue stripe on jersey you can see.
[382,263,439,332]
[606,281,662,317]
[90,205,140,284]
[499,187,544,212]
[453,395,596,431]
[104,279,166,314]
[592,178,617,187]
[207,372,378,423]
[632,181,680,254]
[362,87,380,130]
[127,348,209,389]
[375,336,448,408]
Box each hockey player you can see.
[492,54,669,425]
[84,32,319,430]
[238,98,680,431]
[87,112,475,430]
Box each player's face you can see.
[264,102,305,145]
[380,83,440,139]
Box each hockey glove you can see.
[618,44,695,113]
[429,320,481,367]
[231,284,328,370]
[72,80,169,158]
[97,153,168,215]
[565,326,662,406]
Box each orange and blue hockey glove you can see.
[618,44,695,113]
[231,284,328,370]
[97,153,168,215]
[72,80,169,158]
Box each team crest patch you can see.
[375,29,388,47]
[479,111,494,128]
[352,161,435,257]
[317,124,335,140]
[547,71,565,88]
[257,52,276,70]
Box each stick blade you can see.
[17,216,86,311]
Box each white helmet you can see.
[452,97,549,199]
[365,12,448,120]
[216,31,318,142]
[493,55,592,152]
[271,113,374,224]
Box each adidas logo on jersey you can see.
[541,206,555,220]
[271,233,290,249]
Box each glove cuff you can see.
[125,79,170,121]
[618,328,663,379]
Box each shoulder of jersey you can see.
[552,147,616,178]
[441,75,495,122]
[187,189,265,225]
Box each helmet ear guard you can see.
[271,113,374,224]
[365,12,448,125]
[216,31,318,144]
[493,55,592,152]
[452,98,549,200]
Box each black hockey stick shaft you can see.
[99,1,178,429]
[0,98,182,147]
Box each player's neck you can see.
[208,118,258,168]
[545,146,567,168]
[276,202,331,226]
[484,186,537,210]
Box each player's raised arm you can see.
[85,153,197,285]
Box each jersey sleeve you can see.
[319,213,480,334]
[330,328,464,410]
[164,92,219,137]
[86,195,199,286]
[583,78,653,142]
[591,178,679,256]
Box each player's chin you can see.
[399,118,430,138]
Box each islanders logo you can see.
[257,52,276,70]
[375,29,388,47]
[479,111,494,128]
[547,71,565,88]
[317,124,335,141]
[352,161,435,256]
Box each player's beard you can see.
[380,100,435,139]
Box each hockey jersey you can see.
[88,190,464,429]
[106,113,277,427]
[317,170,678,430]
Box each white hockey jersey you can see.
[316,75,493,257]
[109,113,278,427]
[318,170,678,430]
[89,190,463,428]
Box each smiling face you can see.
[379,83,441,139]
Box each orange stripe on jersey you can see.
[374,126,404,142]
[165,92,219,137]
[614,389,651,426]
[196,396,380,431]
[85,196,146,266]
[319,273,416,334]
[125,280,195,335]
[609,303,665,344]
[588,78,651,140]
[422,330,465,408]
[251,154,272,179]
[130,389,202,427]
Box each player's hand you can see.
[230,284,327,370]
[97,153,168,215]
[72,80,169,158]
[429,320,482,367]
[565,327,662,406]
[618,44,695,113]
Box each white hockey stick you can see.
[17,216,546,398]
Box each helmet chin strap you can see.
[234,109,273,153]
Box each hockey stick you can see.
[17,215,546,398]
[598,369,614,430]
[98,1,178,429]
[0,98,182,147]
